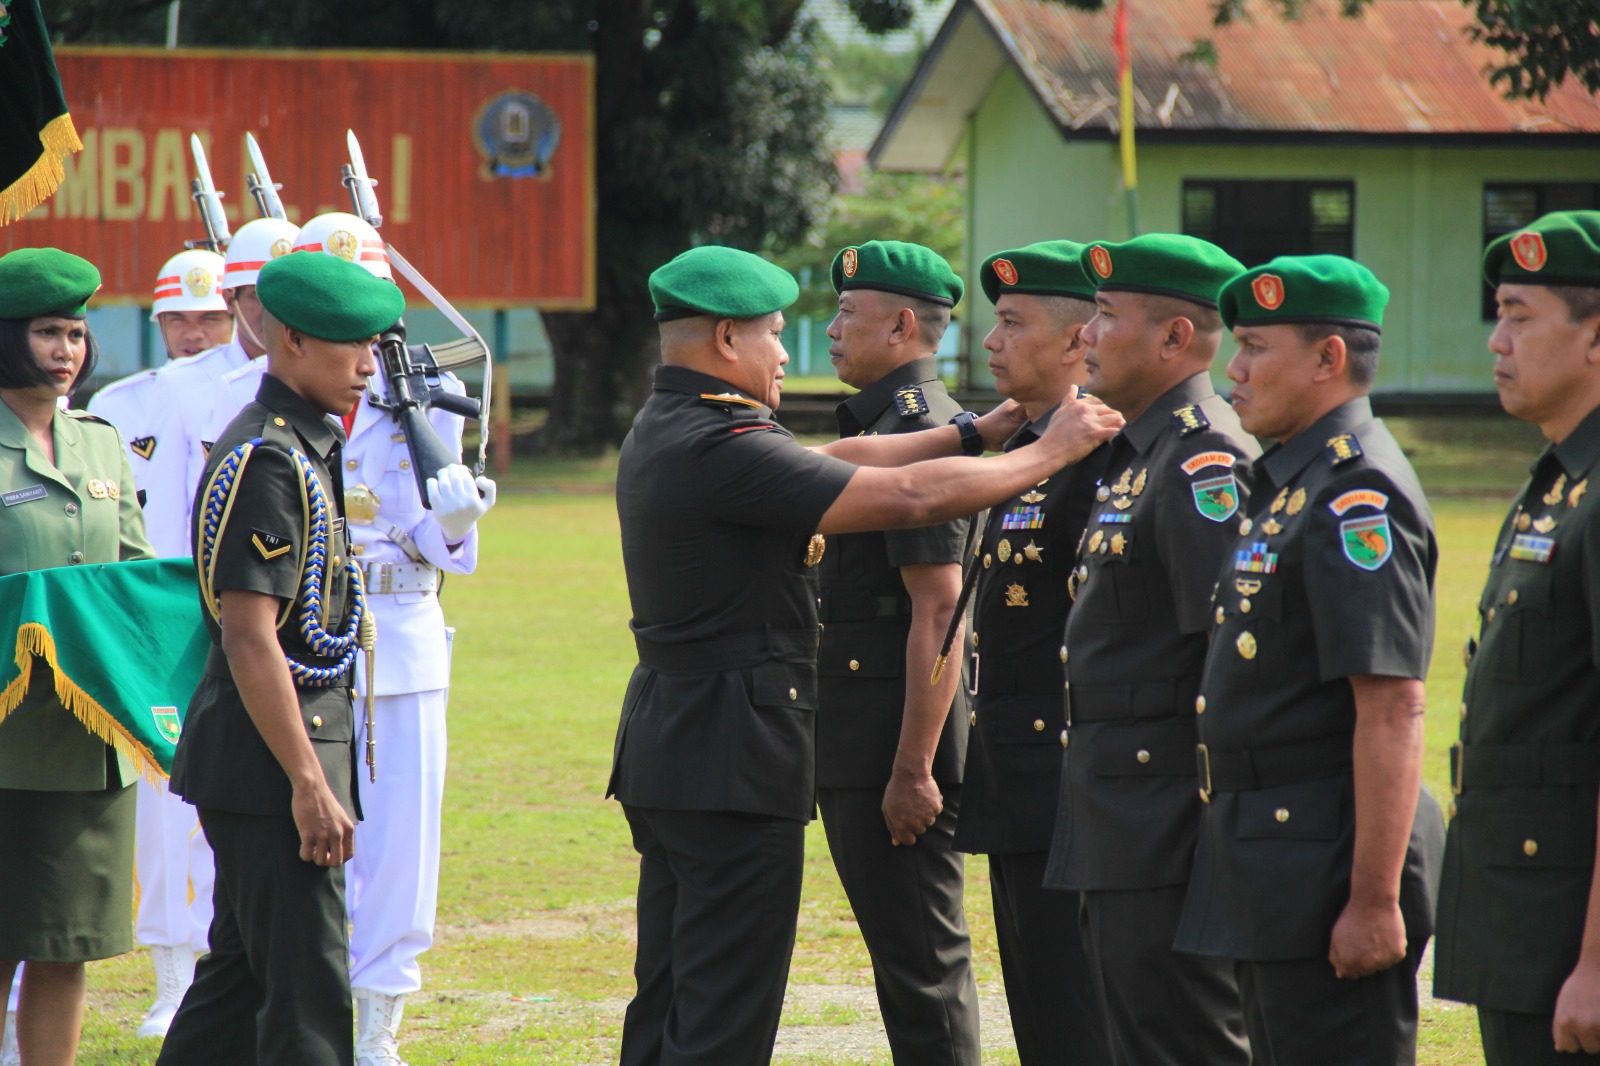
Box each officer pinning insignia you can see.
[894,385,930,418]
[1340,515,1393,570]
[1235,542,1279,574]
[1329,489,1390,516]
[1325,434,1364,465]
[805,534,826,568]
[1191,474,1240,522]
[251,530,293,561]
[129,435,157,460]
[1004,583,1029,607]
[1172,404,1211,437]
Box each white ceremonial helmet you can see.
[150,249,228,321]
[292,212,391,280]
[223,218,301,290]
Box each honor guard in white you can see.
[83,248,233,1039]
[206,212,497,1066]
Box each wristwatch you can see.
[949,411,984,457]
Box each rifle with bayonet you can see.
[187,134,231,252]
[245,133,288,222]
[341,129,493,506]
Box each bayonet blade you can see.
[245,132,287,221]
[344,129,383,228]
[188,134,232,249]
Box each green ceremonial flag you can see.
[0,0,83,226]
[0,559,208,778]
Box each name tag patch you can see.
[1,485,48,507]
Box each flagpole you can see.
[1113,0,1139,236]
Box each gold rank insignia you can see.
[1132,469,1148,496]
[1260,518,1283,536]
[998,539,1013,563]
[1022,540,1044,562]
[1088,530,1105,554]
[1112,498,1133,510]
[1544,474,1568,506]
[1235,578,1262,595]
[1020,489,1046,504]
[87,478,107,499]
[1005,583,1029,607]
[1110,532,1127,555]
[251,531,293,561]
[1286,488,1307,516]
[894,386,930,418]
[129,435,157,460]
[805,534,827,568]
[1516,512,1532,532]
[1111,468,1133,495]
[1533,515,1557,534]
[1270,488,1287,514]
[106,480,120,500]
[1236,631,1258,659]
[1572,479,1588,507]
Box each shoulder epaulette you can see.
[894,385,930,418]
[699,392,762,409]
[1171,403,1210,437]
[1325,433,1364,466]
[93,369,158,397]
[64,409,113,427]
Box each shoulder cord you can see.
[197,438,369,689]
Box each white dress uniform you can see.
[207,357,479,1059]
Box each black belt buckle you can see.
[1196,743,1212,803]
[1450,741,1463,796]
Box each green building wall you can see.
[961,67,1600,396]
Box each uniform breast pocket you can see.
[1482,571,1553,683]
[750,660,818,712]
[1231,581,1292,683]
[1080,542,1147,623]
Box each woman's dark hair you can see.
[0,313,99,394]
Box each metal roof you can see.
[872,0,1600,169]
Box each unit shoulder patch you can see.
[129,435,157,460]
[1328,488,1389,516]
[1340,515,1393,571]
[1325,434,1364,466]
[1191,473,1241,522]
[1180,451,1237,476]
[251,529,294,561]
[894,385,931,418]
[1171,404,1211,437]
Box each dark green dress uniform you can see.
[1434,405,1600,1062]
[1044,373,1258,1066]
[813,354,979,1065]
[1176,397,1444,1065]
[157,373,362,1066]
[610,363,855,1065]
[952,406,1112,1066]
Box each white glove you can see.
[426,464,497,543]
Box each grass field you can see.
[71,413,1548,1065]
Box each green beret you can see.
[1483,210,1600,288]
[0,248,101,319]
[1219,255,1389,333]
[980,240,1095,304]
[831,240,963,307]
[1079,234,1244,309]
[649,246,799,322]
[257,251,404,342]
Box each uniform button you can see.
[1215,606,1225,625]
[983,554,992,568]
[1275,808,1290,823]
[399,460,411,470]
[311,715,323,729]
[849,659,860,671]
[1487,607,1497,623]
[1240,597,1252,613]
[273,417,286,426]
[788,687,798,700]
[969,711,976,727]
[1136,749,1151,763]
[1060,730,1069,748]
[64,502,77,517]
[347,459,358,470]
[972,633,979,648]
[1524,838,1539,857]
[1033,719,1045,732]
[1507,588,1520,606]
[353,544,366,556]
[68,551,84,564]
[1096,486,1110,501]
[1195,695,1207,714]
[1059,645,1068,663]
[1459,702,1467,721]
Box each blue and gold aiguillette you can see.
[1002,505,1045,530]
[1235,542,1278,574]
[1509,533,1556,563]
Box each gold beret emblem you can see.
[1511,231,1548,272]
[841,247,858,278]
[1252,273,1285,310]
[993,258,1019,286]
[1089,245,1113,279]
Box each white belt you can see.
[363,560,438,595]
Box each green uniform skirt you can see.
[0,773,136,962]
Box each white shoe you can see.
[136,945,196,1039]
[1,1013,19,1066]
[354,989,411,1066]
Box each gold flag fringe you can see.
[0,112,83,226]
[0,622,170,785]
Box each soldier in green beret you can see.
[955,240,1112,1066]
[157,251,404,1066]
[1041,233,1260,1066]
[813,239,980,1064]
[1174,254,1444,1064]
[0,247,154,1066]
[1434,210,1600,1064]
[609,245,1124,1065]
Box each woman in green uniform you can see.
[0,248,154,1066]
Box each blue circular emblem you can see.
[474,90,562,179]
